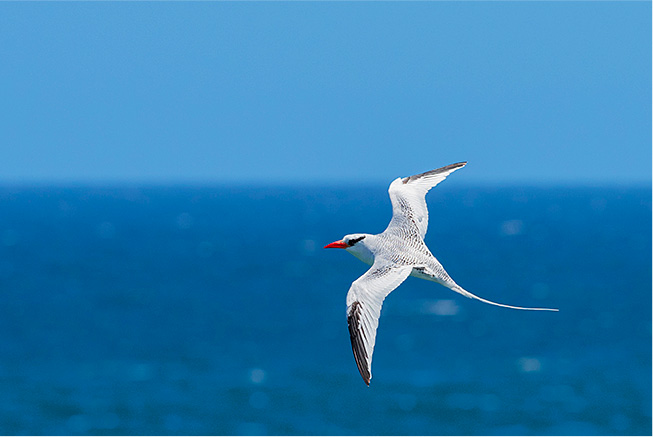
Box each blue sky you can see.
[0,2,650,184]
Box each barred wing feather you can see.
[387,162,467,239]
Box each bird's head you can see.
[324,234,374,265]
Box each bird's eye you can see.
[348,236,365,246]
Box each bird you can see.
[324,162,558,386]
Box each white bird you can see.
[324,162,558,386]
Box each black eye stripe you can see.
[348,236,366,246]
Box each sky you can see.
[0,2,650,185]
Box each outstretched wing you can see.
[346,264,413,386]
[387,162,466,239]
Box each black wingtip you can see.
[348,302,372,386]
[402,162,468,184]
[444,161,467,170]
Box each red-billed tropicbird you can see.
[324,162,558,386]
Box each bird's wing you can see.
[387,162,466,239]
[346,263,413,386]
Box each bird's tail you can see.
[451,285,559,312]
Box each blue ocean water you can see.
[0,184,650,435]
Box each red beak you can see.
[324,240,348,249]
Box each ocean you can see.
[0,184,650,435]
